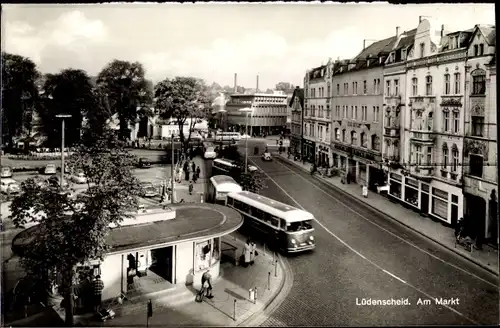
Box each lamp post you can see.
[55,114,72,187]
[239,107,254,173]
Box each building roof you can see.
[395,29,417,50]
[354,35,398,61]
[288,87,304,108]
[478,25,496,46]
[12,203,244,256]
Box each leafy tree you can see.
[10,130,143,325]
[96,60,153,141]
[218,145,267,194]
[155,77,211,151]
[1,52,40,150]
[37,69,98,148]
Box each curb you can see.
[275,155,499,277]
[226,235,291,327]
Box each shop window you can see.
[432,196,448,219]
[452,194,458,204]
[421,184,430,193]
[472,73,486,95]
[211,237,220,266]
[390,181,402,198]
[195,240,212,272]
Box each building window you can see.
[415,145,422,165]
[373,79,376,94]
[337,84,340,95]
[452,110,459,133]
[327,85,331,97]
[354,106,358,120]
[386,80,391,96]
[472,74,486,95]
[362,106,367,121]
[474,45,479,56]
[335,128,340,140]
[471,116,484,136]
[427,147,432,165]
[363,80,367,94]
[351,131,357,145]
[401,49,407,60]
[373,106,379,122]
[425,75,433,95]
[420,42,425,57]
[444,74,450,95]
[342,129,346,142]
[443,110,450,132]
[469,154,483,177]
[350,106,354,119]
[412,78,418,96]
[361,132,367,147]
[452,146,459,172]
[431,188,448,220]
[394,79,399,96]
[377,79,380,93]
[343,105,348,118]
[371,135,380,151]
[442,144,448,169]
[454,73,461,94]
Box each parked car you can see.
[138,158,152,168]
[71,171,87,184]
[262,152,272,161]
[46,176,69,188]
[141,182,158,197]
[248,165,258,172]
[1,167,13,178]
[43,164,57,175]
[1,178,21,194]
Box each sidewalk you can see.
[79,234,290,327]
[275,153,499,276]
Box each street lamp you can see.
[238,107,254,173]
[55,114,72,187]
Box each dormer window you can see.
[401,49,407,60]
[479,44,484,56]
[420,43,425,57]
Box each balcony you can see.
[383,154,400,162]
[411,165,434,180]
[440,96,463,107]
[409,131,435,144]
[384,128,400,138]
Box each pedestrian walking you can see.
[196,166,201,178]
[189,181,194,195]
[241,239,252,267]
[191,161,196,173]
[183,160,189,173]
[201,269,214,299]
[160,182,166,203]
[92,275,104,312]
[362,184,368,198]
[250,240,258,265]
[193,172,198,184]
[185,168,190,181]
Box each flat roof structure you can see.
[12,203,243,256]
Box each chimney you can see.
[363,39,366,50]
[256,75,259,93]
[396,26,401,38]
[419,16,422,23]
[441,24,446,37]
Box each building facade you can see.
[303,61,333,166]
[330,43,389,189]
[382,28,416,195]
[289,87,305,156]
[462,25,497,245]
[225,93,288,136]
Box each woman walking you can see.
[242,239,252,267]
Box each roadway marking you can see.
[266,158,498,288]
[249,158,480,325]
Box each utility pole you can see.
[171,134,175,204]
[56,114,72,187]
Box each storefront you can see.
[303,139,316,163]
[387,173,461,225]
[317,145,330,167]
[11,204,244,311]
[464,178,498,245]
[331,142,383,186]
[290,136,302,155]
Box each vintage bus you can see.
[212,158,257,177]
[215,132,241,142]
[226,191,315,253]
[203,142,217,159]
[208,175,243,204]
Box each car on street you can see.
[248,165,258,172]
[1,166,13,178]
[138,158,152,168]
[43,163,57,175]
[262,152,272,161]
[71,171,87,184]
[1,178,21,194]
[141,182,159,198]
[240,134,251,139]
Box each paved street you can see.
[229,140,498,326]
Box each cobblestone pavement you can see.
[230,140,498,326]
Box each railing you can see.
[410,131,435,143]
[384,128,400,137]
[412,165,434,177]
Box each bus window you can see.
[280,219,287,230]
[253,208,263,219]
[227,197,234,206]
[241,203,250,213]
[270,216,280,228]
[287,221,313,232]
[262,212,271,224]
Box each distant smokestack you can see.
[234,73,237,93]
[363,40,366,50]
[419,16,422,23]
[396,26,401,38]
[441,24,446,37]
[256,75,259,93]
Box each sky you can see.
[2,3,495,90]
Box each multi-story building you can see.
[225,92,288,136]
[462,25,497,245]
[382,27,416,196]
[303,61,333,165]
[330,41,389,189]
[289,87,305,156]
[398,18,472,226]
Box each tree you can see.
[97,60,153,141]
[155,77,211,151]
[37,69,98,148]
[218,145,267,194]
[10,130,143,326]
[1,52,41,150]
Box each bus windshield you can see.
[287,220,313,232]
